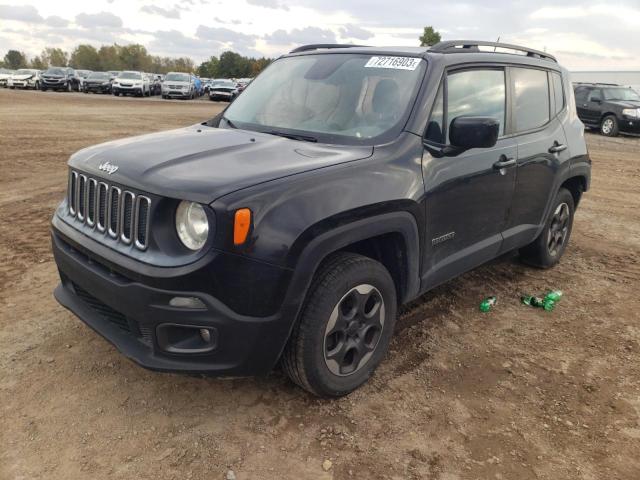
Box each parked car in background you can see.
[75,70,92,91]
[235,78,252,95]
[41,67,79,92]
[0,68,15,87]
[108,71,121,80]
[208,79,237,101]
[574,83,640,136]
[8,69,41,89]
[161,72,195,99]
[112,71,151,97]
[149,74,163,95]
[83,71,113,94]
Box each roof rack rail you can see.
[429,40,557,63]
[572,81,620,86]
[289,43,368,54]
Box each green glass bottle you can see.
[480,296,497,312]
[544,290,563,303]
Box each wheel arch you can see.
[560,175,588,208]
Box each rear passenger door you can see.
[502,67,570,251]
[421,67,517,289]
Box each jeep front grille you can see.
[68,170,151,251]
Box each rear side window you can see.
[574,87,589,103]
[512,68,550,132]
[446,69,506,142]
[551,72,565,115]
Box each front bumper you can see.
[209,91,234,100]
[85,84,111,93]
[620,117,640,135]
[164,90,190,98]
[113,86,143,95]
[51,222,295,376]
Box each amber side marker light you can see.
[234,208,252,245]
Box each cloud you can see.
[246,0,289,10]
[215,17,242,25]
[44,15,69,28]
[0,4,43,23]
[75,12,123,29]
[339,24,374,40]
[196,25,257,50]
[140,5,181,19]
[265,26,337,46]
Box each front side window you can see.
[224,54,426,144]
[512,68,550,132]
[446,69,506,142]
[588,89,602,102]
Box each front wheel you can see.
[282,252,397,397]
[600,115,619,137]
[520,188,575,268]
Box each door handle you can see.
[548,142,567,154]
[493,156,516,170]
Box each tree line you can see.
[1,43,273,78]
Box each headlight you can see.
[176,201,209,250]
[622,108,639,118]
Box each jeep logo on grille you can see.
[98,162,119,175]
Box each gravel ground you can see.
[1,88,639,480]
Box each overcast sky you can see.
[1,0,639,69]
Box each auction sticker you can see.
[364,56,421,70]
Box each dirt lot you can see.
[1,88,639,480]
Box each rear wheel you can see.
[520,188,575,268]
[282,252,397,397]
[600,115,619,137]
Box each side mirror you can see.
[449,116,499,150]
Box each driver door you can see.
[421,67,516,289]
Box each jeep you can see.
[574,82,640,136]
[51,41,591,397]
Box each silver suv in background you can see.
[161,72,195,99]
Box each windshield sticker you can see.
[364,56,421,71]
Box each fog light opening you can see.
[199,328,212,343]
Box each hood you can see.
[608,99,640,108]
[12,74,34,80]
[0,73,12,79]
[68,125,373,204]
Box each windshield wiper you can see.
[222,116,238,129]
[263,130,318,143]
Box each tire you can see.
[41,87,47,92]
[113,92,120,97]
[600,115,619,137]
[282,252,397,397]
[520,188,575,268]
[66,82,72,92]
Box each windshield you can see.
[224,54,425,144]
[119,71,142,80]
[15,69,32,74]
[212,80,235,87]
[165,73,190,82]
[603,87,640,101]
[45,68,65,75]
[88,72,110,80]
[76,70,91,77]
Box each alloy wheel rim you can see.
[547,202,570,257]
[602,119,613,134]
[323,284,385,377]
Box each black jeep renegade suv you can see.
[573,83,640,137]
[51,41,591,397]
